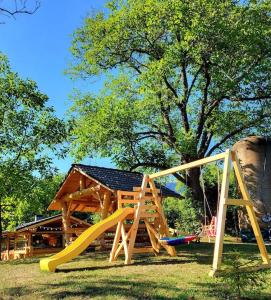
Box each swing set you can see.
[118,149,270,276]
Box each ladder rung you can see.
[119,199,138,204]
[141,212,160,218]
[142,205,157,210]
[133,187,161,193]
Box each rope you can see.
[200,166,213,224]
[216,163,220,216]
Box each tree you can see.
[68,0,271,210]
[0,53,67,257]
[1,173,63,231]
[0,0,40,24]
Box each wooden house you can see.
[1,214,90,260]
[47,164,179,248]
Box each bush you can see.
[218,250,268,299]
[163,197,200,234]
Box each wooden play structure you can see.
[40,150,270,276]
[47,164,178,249]
[1,214,90,260]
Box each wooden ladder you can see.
[109,175,176,264]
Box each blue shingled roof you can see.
[72,164,180,198]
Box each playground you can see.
[1,1,271,299]
[1,241,271,300]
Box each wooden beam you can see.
[121,224,129,259]
[125,175,149,264]
[61,185,101,202]
[75,168,114,192]
[149,152,226,179]
[211,149,231,276]
[121,247,155,254]
[79,175,86,190]
[133,187,160,193]
[101,192,112,220]
[144,220,160,253]
[225,199,253,206]
[109,221,123,262]
[141,212,160,218]
[62,201,71,246]
[149,179,176,257]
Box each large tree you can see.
[0,53,67,255]
[68,0,271,209]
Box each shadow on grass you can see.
[1,278,196,300]
[42,277,195,300]
[0,257,40,266]
[196,280,271,300]
[57,241,264,273]
[56,257,198,273]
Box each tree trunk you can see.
[186,167,218,221]
[187,167,204,212]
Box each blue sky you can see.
[0,0,115,173]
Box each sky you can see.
[0,0,115,173]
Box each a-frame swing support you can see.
[148,149,270,276]
[109,149,270,276]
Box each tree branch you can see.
[129,161,186,186]
[206,115,268,156]
[196,59,211,140]
[186,64,204,101]
[0,0,40,23]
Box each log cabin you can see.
[1,214,90,260]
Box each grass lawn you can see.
[0,241,271,300]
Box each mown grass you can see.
[0,241,271,300]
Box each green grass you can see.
[0,241,271,300]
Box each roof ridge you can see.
[72,163,143,175]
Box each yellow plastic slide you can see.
[40,207,134,272]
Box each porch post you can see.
[62,202,71,246]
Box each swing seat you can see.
[159,235,197,246]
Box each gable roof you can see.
[73,164,180,198]
[16,214,90,231]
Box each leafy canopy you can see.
[69,0,271,177]
[0,53,67,229]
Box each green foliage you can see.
[0,53,68,230]
[218,250,268,299]
[1,174,63,231]
[163,197,200,233]
[0,53,68,174]
[91,213,102,225]
[68,0,271,174]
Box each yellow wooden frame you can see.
[109,149,270,275]
[149,149,270,276]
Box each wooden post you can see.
[125,175,149,264]
[109,220,123,262]
[101,191,111,220]
[149,179,176,256]
[231,151,270,266]
[210,149,231,276]
[100,191,111,249]
[62,202,71,246]
[79,175,86,191]
[6,234,10,260]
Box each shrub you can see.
[163,197,200,234]
[218,250,268,299]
